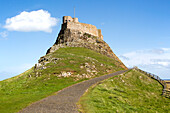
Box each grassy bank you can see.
[0,47,124,113]
[79,69,170,113]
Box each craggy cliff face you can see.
[46,24,127,70]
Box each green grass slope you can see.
[0,47,124,113]
[79,69,170,113]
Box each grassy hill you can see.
[79,69,170,113]
[0,47,124,113]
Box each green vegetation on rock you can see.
[79,69,170,113]
[0,47,124,113]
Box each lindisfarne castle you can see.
[41,16,127,69]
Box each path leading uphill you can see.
[19,70,128,113]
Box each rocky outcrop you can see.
[46,29,127,69]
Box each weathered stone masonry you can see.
[62,16,103,40]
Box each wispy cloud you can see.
[119,48,170,79]
[119,48,170,68]
[0,31,8,39]
[4,9,59,33]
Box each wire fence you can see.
[134,67,170,98]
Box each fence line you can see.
[134,67,170,98]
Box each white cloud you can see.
[120,48,170,67]
[162,48,170,51]
[157,62,169,66]
[119,48,170,79]
[0,31,8,39]
[4,9,59,33]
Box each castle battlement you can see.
[62,16,103,40]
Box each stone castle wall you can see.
[62,16,103,40]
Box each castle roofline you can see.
[63,16,78,23]
[62,16,103,40]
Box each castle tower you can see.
[62,16,103,40]
[63,16,79,23]
[63,16,73,23]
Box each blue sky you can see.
[0,0,170,80]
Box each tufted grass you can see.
[0,47,124,113]
[79,69,170,113]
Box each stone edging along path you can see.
[18,70,128,113]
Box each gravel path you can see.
[19,70,128,113]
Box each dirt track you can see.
[19,70,127,113]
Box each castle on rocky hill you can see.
[62,16,103,40]
[45,16,127,69]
